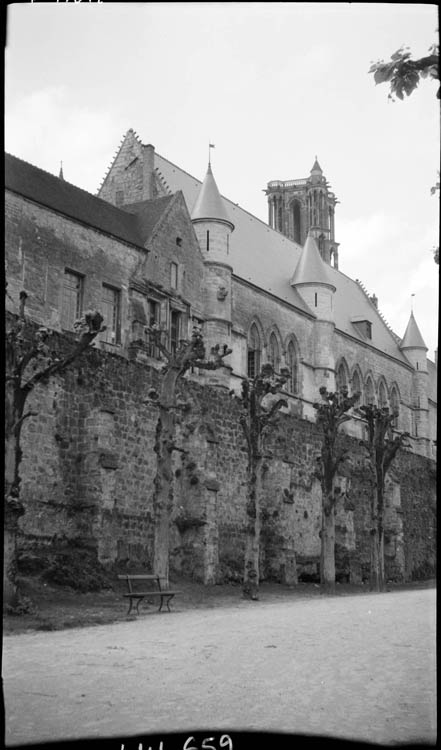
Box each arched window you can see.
[286,340,299,394]
[247,323,261,379]
[351,369,362,400]
[390,387,400,428]
[336,361,348,391]
[292,201,301,244]
[378,381,388,408]
[365,376,375,405]
[268,333,280,371]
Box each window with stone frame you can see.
[286,340,299,394]
[365,376,375,405]
[61,269,83,331]
[390,386,400,428]
[336,361,348,391]
[378,380,388,408]
[351,369,362,400]
[101,283,121,344]
[170,310,182,355]
[146,298,161,357]
[268,333,280,371]
[170,262,178,289]
[247,323,261,379]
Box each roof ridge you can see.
[154,167,173,195]
[155,151,304,245]
[97,130,129,192]
[355,278,400,339]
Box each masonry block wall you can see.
[15,338,436,585]
[5,190,144,343]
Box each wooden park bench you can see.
[118,574,181,615]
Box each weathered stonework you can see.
[15,338,436,586]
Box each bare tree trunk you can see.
[370,482,386,592]
[4,388,25,609]
[152,368,180,587]
[320,489,336,594]
[243,456,262,600]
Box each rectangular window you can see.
[61,269,83,330]
[170,310,181,354]
[147,299,160,357]
[314,293,318,307]
[206,231,210,252]
[170,262,178,289]
[101,284,121,344]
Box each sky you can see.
[5,2,439,359]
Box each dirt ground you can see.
[2,579,436,747]
[3,574,436,636]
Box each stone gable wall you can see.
[15,338,436,585]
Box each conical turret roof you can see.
[290,232,336,290]
[191,164,234,229]
[310,157,322,173]
[400,311,428,350]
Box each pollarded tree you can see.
[357,404,410,593]
[313,386,360,594]
[5,289,105,608]
[235,363,289,600]
[369,42,439,100]
[146,324,232,586]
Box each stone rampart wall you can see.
[16,338,436,584]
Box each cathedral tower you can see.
[191,162,234,384]
[266,158,340,268]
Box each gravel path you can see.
[3,588,436,746]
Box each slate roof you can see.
[121,195,175,244]
[400,312,428,350]
[191,164,234,228]
[290,233,336,290]
[5,153,147,249]
[154,152,412,363]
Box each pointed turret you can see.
[191,162,234,387]
[191,164,234,230]
[310,157,323,176]
[400,312,428,351]
[59,161,64,180]
[400,311,429,451]
[290,232,336,389]
[290,232,336,291]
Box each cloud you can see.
[5,86,127,193]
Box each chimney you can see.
[142,144,155,200]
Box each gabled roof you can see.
[290,233,336,290]
[191,164,234,229]
[400,312,428,350]
[121,195,176,245]
[5,153,146,249]
[153,150,411,362]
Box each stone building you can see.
[4,136,437,584]
[97,129,437,457]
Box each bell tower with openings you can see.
[265,157,340,269]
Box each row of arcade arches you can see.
[247,322,300,396]
[335,358,401,425]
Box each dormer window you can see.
[351,318,372,340]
